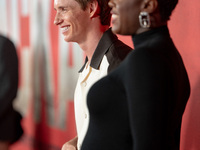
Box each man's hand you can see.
[61,136,78,150]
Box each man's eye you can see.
[62,8,68,12]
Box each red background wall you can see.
[168,1,200,150]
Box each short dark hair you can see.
[75,0,111,26]
[157,0,178,21]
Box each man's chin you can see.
[64,37,71,42]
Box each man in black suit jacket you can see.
[0,35,23,149]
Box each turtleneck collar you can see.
[132,26,170,49]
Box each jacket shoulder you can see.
[106,39,132,73]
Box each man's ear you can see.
[141,0,158,13]
[89,0,100,18]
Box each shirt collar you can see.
[79,28,118,72]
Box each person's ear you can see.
[89,0,100,18]
[141,0,158,13]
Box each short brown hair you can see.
[75,0,111,26]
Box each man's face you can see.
[54,0,90,43]
[108,0,142,35]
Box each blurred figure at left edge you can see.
[0,35,23,150]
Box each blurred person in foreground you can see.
[53,0,132,149]
[0,35,23,150]
[81,0,190,149]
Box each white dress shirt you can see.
[74,56,109,150]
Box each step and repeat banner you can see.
[0,0,199,150]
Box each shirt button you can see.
[83,82,87,87]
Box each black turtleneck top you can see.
[81,26,190,150]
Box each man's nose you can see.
[54,13,62,25]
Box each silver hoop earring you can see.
[139,11,151,28]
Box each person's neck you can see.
[78,24,109,64]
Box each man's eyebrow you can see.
[58,6,69,9]
[54,6,66,10]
